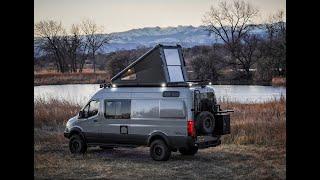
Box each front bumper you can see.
[64,131,70,138]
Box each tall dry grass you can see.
[34,98,81,127]
[34,71,109,86]
[220,97,286,146]
[34,98,285,146]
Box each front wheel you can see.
[150,139,171,161]
[179,146,198,156]
[69,134,87,154]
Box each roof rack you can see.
[99,80,213,89]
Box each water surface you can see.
[34,84,286,105]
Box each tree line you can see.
[34,0,285,83]
[34,19,112,73]
[197,0,285,82]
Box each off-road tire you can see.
[196,111,215,135]
[69,134,87,154]
[179,146,198,156]
[150,139,171,161]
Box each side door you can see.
[76,100,101,143]
[100,99,132,144]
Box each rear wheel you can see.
[69,134,87,154]
[179,146,198,156]
[150,139,171,161]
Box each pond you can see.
[34,84,286,105]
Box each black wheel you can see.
[69,134,87,154]
[196,111,215,135]
[150,139,171,161]
[100,146,114,150]
[179,146,198,156]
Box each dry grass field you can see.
[34,98,286,179]
[272,77,286,86]
[34,71,286,87]
[34,71,109,86]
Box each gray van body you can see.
[64,85,221,149]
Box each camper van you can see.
[64,44,232,161]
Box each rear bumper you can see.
[194,135,221,149]
[196,139,221,149]
[168,136,195,148]
[169,135,221,149]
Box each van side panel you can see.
[94,87,195,148]
[129,92,192,147]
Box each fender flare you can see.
[69,127,86,142]
[147,131,170,147]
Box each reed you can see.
[220,96,286,146]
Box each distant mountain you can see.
[34,25,268,57]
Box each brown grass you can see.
[34,98,81,127]
[34,99,286,179]
[272,77,286,86]
[34,144,285,179]
[34,71,109,86]
[220,97,286,146]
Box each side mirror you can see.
[78,111,84,118]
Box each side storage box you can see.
[214,113,230,135]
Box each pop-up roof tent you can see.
[110,44,189,87]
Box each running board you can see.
[88,143,139,148]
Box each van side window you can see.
[131,100,159,118]
[160,100,185,118]
[80,100,100,118]
[104,99,131,119]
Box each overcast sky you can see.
[35,0,286,33]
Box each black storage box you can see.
[214,113,231,135]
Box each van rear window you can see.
[104,99,131,119]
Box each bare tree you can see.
[234,34,262,79]
[35,20,69,72]
[81,19,112,73]
[264,10,286,76]
[202,0,259,79]
[190,47,223,81]
[61,24,88,72]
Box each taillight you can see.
[187,120,196,138]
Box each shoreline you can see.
[34,72,286,87]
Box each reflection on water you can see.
[34,84,286,105]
